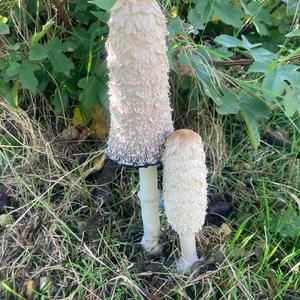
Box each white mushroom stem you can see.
[178,235,199,272]
[138,166,162,255]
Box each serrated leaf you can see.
[88,0,116,10]
[48,50,74,76]
[29,44,49,60]
[6,61,39,94]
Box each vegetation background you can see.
[0,0,299,299]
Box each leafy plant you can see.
[0,0,299,145]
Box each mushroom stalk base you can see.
[177,235,200,273]
[138,166,162,255]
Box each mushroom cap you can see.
[106,0,173,167]
[162,129,208,235]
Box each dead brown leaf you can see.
[90,106,108,139]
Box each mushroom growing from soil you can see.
[162,129,208,272]
[106,0,173,254]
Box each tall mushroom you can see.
[106,0,173,254]
[162,129,208,272]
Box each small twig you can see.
[214,58,253,66]
[213,54,300,67]
[51,0,72,31]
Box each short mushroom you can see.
[106,0,173,254]
[162,129,208,272]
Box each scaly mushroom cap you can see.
[162,129,208,235]
[106,0,174,167]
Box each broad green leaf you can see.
[168,17,186,38]
[11,80,19,108]
[78,76,100,111]
[262,64,299,101]
[48,50,74,76]
[241,110,260,150]
[214,0,244,28]
[90,11,109,23]
[240,92,269,117]
[241,1,272,36]
[240,92,269,149]
[248,61,271,73]
[283,82,300,117]
[31,20,54,45]
[187,0,212,30]
[240,35,262,50]
[282,0,300,16]
[6,61,39,94]
[0,17,9,35]
[0,79,18,107]
[270,208,300,238]
[29,44,49,60]
[52,87,69,114]
[216,87,240,115]
[88,0,116,10]
[187,9,205,30]
[250,48,276,63]
[214,34,242,48]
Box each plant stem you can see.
[52,0,72,31]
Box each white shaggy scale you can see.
[106,0,173,167]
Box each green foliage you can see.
[0,0,299,147]
[270,208,300,238]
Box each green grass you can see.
[1,101,299,299]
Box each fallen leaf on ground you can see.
[76,128,91,145]
[92,154,106,172]
[58,127,80,141]
[220,223,232,237]
[24,280,36,300]
[90,106,108,139]
[72,106,87,126]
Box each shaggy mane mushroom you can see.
[106,0,173,254]
[162,129,208,272]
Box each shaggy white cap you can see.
[106,0,174,167]
[162,129,208,235]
